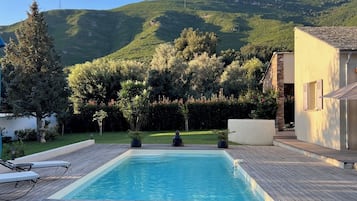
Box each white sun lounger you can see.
[0,171,39,200]
[0,159,71,174]
[12,160,70,170]
[0,171,39,184]
[1,159,71,172]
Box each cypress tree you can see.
[1,1,69,141]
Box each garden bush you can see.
[14,127,58,141]
[15,129,37,141]
[65,105,129,133]
[65,91,277,132]
[2,141,25,160]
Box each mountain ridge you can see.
[0,0,355,66]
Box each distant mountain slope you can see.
[314,0,357,26]
[0,0,354,66]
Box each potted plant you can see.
[118,80,150,148]
[92,109,108,136]
[213,130,229,148]
[129,131,142,147]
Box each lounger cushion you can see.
[0,171,39,183]
[10,160,71,169]
[28,161,71,169]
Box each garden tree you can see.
[219,61,248,97]
[68,59,115,113]
[147,70,178,101]
[68,58,146,113]
[187,53,225,98]
[119,60,147,82]
[178,101,189,131]
[219,49,242,67]
[239,90,278,119]
[241,57,264,90]
[92,109,108,136]
[1,1,68,140]
[147,43,188,101]
[117,80,149,131]
[150,43,183,71]
[240,44,282,63]
[56,107,71,136]
[174,28,217,61]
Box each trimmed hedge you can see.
[145,103,184,131]
[64,100,260,133]
[65,105,129,133]
[186,101,253,129]
[64,90,277,133]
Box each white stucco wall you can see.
[295,28,343,150]
[0,114,57,139]
[228,119,275,145]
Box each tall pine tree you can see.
[1,1,68,141]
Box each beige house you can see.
[262,52,294,131]
[294,26,357,150]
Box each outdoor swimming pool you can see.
[50,150,265,201]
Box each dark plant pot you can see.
[217,140,228,148]
[172,138,183,146]
[131,139,142,147]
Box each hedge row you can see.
[64,100,262,133]
[66,105,129,133]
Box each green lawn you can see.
[21,130,222,156]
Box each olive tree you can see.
[186,53,224,98]
[147,43,188,101]
[174,28,217,61]
[219,61,247,97]
[68,58,147,113]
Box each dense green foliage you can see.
[0,0,354,66]
[68,58,146,112]
[0,0,353,138]
[64,91,277,133]
[67,105,129,133]
[117,80,150,131]
[1,2,69,136]
[68,28,265,105]
[174,27,218,61]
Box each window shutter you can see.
[303,83,308,111]
[316,79,323,110]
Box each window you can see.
[303,79,323,111]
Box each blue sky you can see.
[0,0,143,26]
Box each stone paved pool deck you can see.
[6,142,357,201]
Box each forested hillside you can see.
[0,0,355,66]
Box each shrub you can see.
[2,141,25,160]
[15,129,37,141]
[240,90,277,119]
[65,105,129,133]
[45,127,59,141]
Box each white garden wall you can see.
[228,119,275,145]
[0,113,57,139]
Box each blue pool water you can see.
[62,151,262,201]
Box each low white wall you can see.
[0,113,57,139]
[228,119,275,145]
[0,140,95,173]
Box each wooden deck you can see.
[3,143,357,201]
